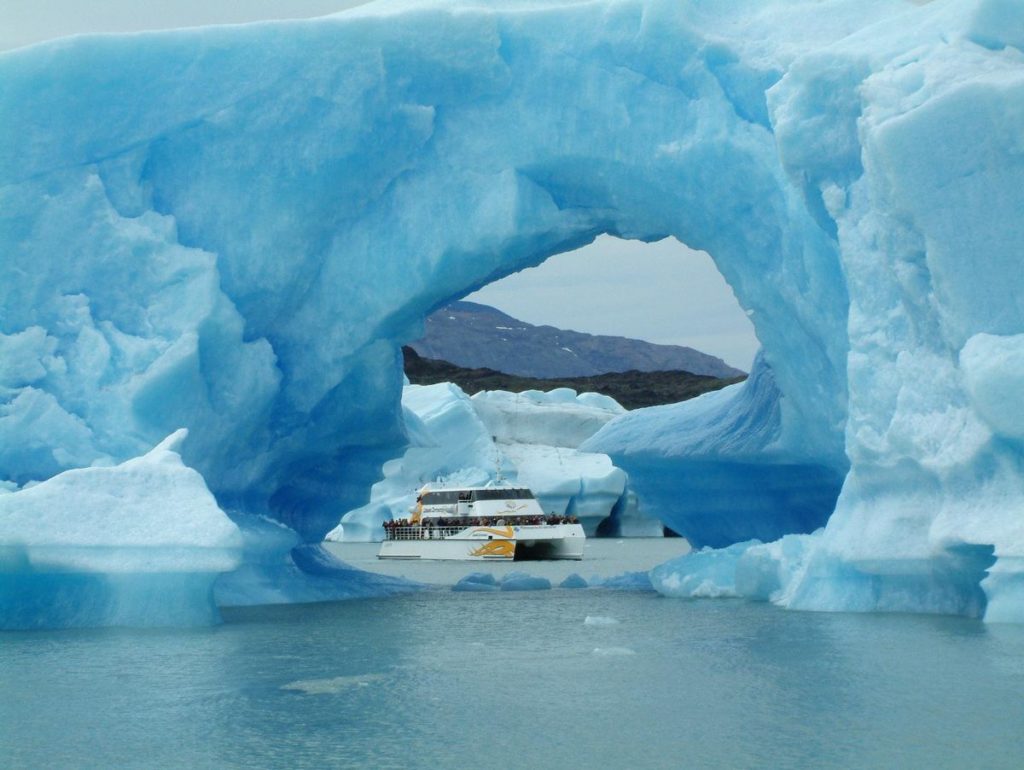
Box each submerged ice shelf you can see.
[3,0,1024,626]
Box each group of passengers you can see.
[382,513,580,538]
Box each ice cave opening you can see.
[352,233,769,543]
[392,226,848,552]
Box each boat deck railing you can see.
[383,517,580,541]
[384,526,471,541]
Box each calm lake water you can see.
[3,540,1024,769]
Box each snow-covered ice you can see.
[3,0,1024,623]
[0,430,242,627]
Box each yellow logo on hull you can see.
[470,540,516,558]
[474,526,514,538]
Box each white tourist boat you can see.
[378,483,585,560]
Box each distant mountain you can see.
[410,301,745,379]
[402,347,745,411]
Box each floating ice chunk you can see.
[453,572,500,592]
[453,581,499,593]
[0,429,242,628]
[460,571,499,586]
[281,673,385,695]
[584,615,619,626]
[499,572,551,591]
[592,647,636,656]
[560,573,589,589]
[589,571,654,591]
[650,541,762,599]
[0,429,240,572]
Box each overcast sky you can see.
[2,1,761,371]
[468,237,758,370]
[0,1,371,50]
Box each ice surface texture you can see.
[3,0,1024,621]
[0,430,243,627]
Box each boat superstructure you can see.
[378,483,585,560]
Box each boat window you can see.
[422,491,459,505]
[470,489,535,501]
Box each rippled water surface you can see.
[3,540,1024,769]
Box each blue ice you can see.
[3,0,1024,625]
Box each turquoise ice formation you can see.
[3,0,1024,624]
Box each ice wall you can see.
[585,354,844,547]
[3,0,1024,622]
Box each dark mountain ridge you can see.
[410,300,745,380]
[403,347,745,410]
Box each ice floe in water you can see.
[453,573,500,592]
[453,571,552,591]
[592,647,636,657]
[560,574,589,589]
[281,674,385,695]
[584,616,620,626]
[588,571,654,591]
[499,572,552,592]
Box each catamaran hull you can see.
[378,524,585,561]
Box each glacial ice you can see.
[453,571,553,592]
[453,571,500,592]
[499,572,552,591]
[327,382,661,540]
[3,0,1024,624]
[0,430,242,627]
[584,353,845,547]
[589,571,655,591]
[560,574,589,589]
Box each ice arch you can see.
[3,0,1024,620]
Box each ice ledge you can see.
[0,430,243,628]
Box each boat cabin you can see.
[415,486,543,520]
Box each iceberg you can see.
[0,430,242,628]
[2,0,1024,623]
[454,571,499,591]
[471,388,661,536]
[499,572,552,591]
[560,573,589,589]
[327,381,660,540]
